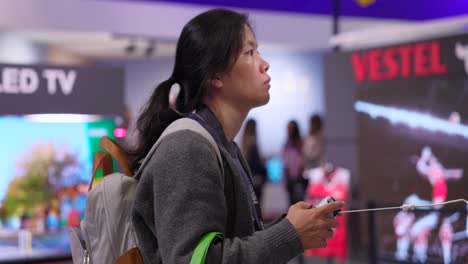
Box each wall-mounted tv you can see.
[0,117,115,262]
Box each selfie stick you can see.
[340,199,468,214]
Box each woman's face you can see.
[217,25,271,110]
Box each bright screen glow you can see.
[0,117,114,261]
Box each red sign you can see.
[351,41,448,82]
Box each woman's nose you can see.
[261,57,270,73]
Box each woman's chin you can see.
[255,94,270,107]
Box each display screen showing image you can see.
[356,77,468,263]
[0,117,115,261]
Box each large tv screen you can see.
[356,76,468,263]
[0,117,115,262]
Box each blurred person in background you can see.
[283,120,306,206]
[303,114,324,170]
[241,119,267,205]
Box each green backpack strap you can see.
[190,232,224,264]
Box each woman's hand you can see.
[286,201,344,249]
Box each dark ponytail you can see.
[128,78,181,171]
[128,9,250,172]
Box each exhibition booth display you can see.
[326,33,468,263]
[0,63,124,262]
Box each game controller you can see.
[315,196,341,218]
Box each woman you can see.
[130,9,343,263]
[303,114,324,170]
[282,120,306,206]
[241,119,267,204]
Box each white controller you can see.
[315,196,341,218]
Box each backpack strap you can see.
[190,232,224,264]
[134,118,224,180]
[99,136,133,176]
[89,151,114,191]
[113,247,144,264]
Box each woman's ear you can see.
[210,74,224,90]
